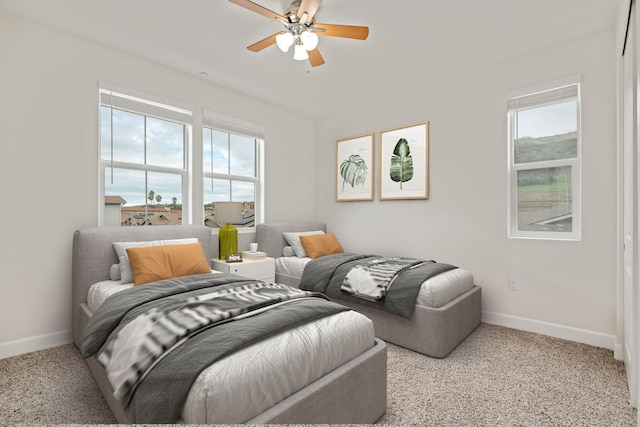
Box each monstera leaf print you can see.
[339,154,368,192]
[389,138,413,190]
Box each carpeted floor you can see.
[0,323,636,426]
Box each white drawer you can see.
[211,257,275,282]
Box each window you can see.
[98,86,265,228]
[507,78,581,239]
[203,112,264,229]
[99,87,192,226]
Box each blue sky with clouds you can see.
[102,107,256,207]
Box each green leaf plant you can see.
[389,138,414,190]
[339,154,368,192]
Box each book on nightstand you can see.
[241,251,267,260]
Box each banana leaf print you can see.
[389,138,413,189]
[339,154,368,192]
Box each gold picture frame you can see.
[336,133,374,201]
[379,121,429,200]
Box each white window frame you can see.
[507,76,582,240]
[98,83,193,226]
[203,110,265,232]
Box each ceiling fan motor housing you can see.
[284,0,315,26]
[285,0,303,22]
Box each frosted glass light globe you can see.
[300,30,318,51]
[293,43,309,60]
[276,32,294,52]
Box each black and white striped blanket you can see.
[96,281,310,403]
[341,257,426,301]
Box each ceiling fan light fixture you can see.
[293,41,309,60]
[276,32,294,52]
[230,0,369,67]
[300,30,318,51]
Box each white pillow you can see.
[282,246,296,257]
[109,264,121,281]
[113,238,198,284]
[283,231,325,257]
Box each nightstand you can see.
[210,257,275,282]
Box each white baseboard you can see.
[0,316,620,361]
[613,343,624,361]
[0,329,73,360]
[482,311,616,351]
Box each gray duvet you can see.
[81,273,349,423]
[299,253,456,319]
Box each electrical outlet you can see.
[508,277,517,291]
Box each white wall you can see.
[317,29,618,349]
[0,10,316,357]
[0,8,620,357]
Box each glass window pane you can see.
[204,178,231,228]
[203,179,255,228]
[104,168,182,226]
[146,117,184,168]
[203,129,256,176]
[213,129,229,174]
[146,171,182,212]
[232,181,255,227]
[105,167,146,207]
[204,178,231,203]
[232,180,254,203]
[230,134,256,177]
[517,166,572,233]
[514,100,577,164]
[104,168,145,227]
[112,109,145,164]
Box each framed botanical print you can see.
[336,133,374,201]
[379,121,429,200]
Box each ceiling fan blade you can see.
[308,48,325,67]
[229,0,286,22]
[247,32,283,52]
[297,0,322,23]
[314,23,369,40]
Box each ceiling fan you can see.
[229,0,369,67]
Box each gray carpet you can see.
[0,323,636,426]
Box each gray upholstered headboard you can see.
[256,222,327,259]
[71,225,213,347]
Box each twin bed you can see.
[73,222,481,424]
[257,221,482,359]
[72,225,386,424]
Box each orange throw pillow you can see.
[126,242,211,286]
[299,233,344,259]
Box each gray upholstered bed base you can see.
[85,338,386,424]
[257,222,482,359]
[72,225,387,424]
[330,287,480,358]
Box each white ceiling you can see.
[0,0,624,119]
